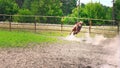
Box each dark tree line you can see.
[0,0,120,25]
[115,0,120,20]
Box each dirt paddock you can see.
[0,35,119,68]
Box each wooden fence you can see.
[0,14,119,35]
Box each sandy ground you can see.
[0,35,119,68]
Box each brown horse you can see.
[70,21,83,35]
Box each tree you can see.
[13,9,34,23]
[15,0,24,8]
[115,0,120,20]
[103,6,112,20]
[62,2,112,25]
[60,0,76,15]
[22,0,34,10]
[84,3,106,19]
[31,0,63,24]
[0,0,19,21]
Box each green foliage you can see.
[0,0,118,25]
[86,3,105,18]
[62,2,112,25]
[0,0,19,20]
[15,0,24,8]
[13,9,34,23]
[61,16,77,25]
[115,0,120,20]
[22,0,32,9]
[30,0,63,24]
[104,7,112,20]
[0,30,57,48]
[60,0,76,15]
[31,0,63,16]
[0,0,19,14]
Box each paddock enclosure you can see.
[1,14,120,68]
[0,0,120,67]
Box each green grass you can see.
[38,31,87,37]
[0,30,57,48]
[38,31,69,37]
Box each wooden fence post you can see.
[61,21,63,32]
[89,19,92,33]
[3,14,5,21]
[117,20,120,34]
[9,15,12,31]
[34,16,37,33]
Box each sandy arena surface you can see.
[0,35,119,68]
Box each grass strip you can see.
[0,30,57,48]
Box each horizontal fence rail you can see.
[0,14,116,22]
[0,14,119,36]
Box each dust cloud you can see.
[101,35,120,68]
[65,32,107,45]
[65,33,120,68]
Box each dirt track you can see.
[0,36,119,68]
